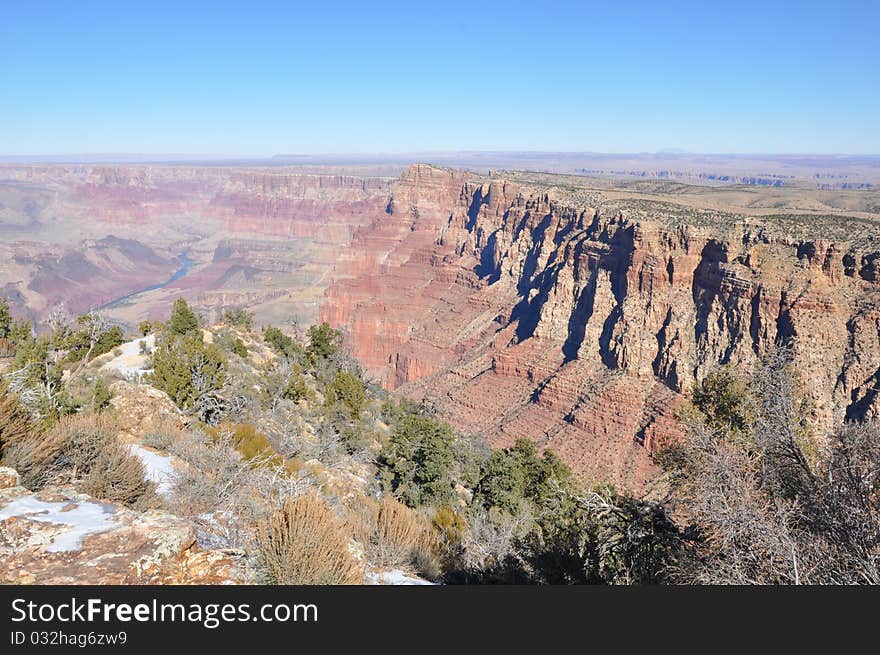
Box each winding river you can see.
[97,252,192,311]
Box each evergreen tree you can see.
[306,322,340,362]
[324,370,366,419]
[0,298,11,339]
[169,298,200,337]
[474,438,573,514]
[149,334,226,417]
[380,414,456,507]
[262,325,305,361]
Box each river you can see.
[97,252,192,311]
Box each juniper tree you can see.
[169,298,200,337]
[0,298,11,339]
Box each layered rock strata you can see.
[322,165,880,489]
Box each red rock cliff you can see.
[322,165,880,490]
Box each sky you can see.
[1,0,878,156]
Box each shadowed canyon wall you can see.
[322,165,880,489]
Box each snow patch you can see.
[0,496,119,552]
[365,569,436,585]
[129,444,175,496]
[101,334,154,379]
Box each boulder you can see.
[109,380,187,441]
[0,467,20,490]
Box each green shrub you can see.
[168,298,200,337]
[7,317,32,349]
[259,359,309,409]
[306,322,340,362]
[379,414,456,507]
[223,307,254,331]
[284,371,308,402]
[324,371,366,419]
[262,325,305,361]
[692,365,752,433]
[231,338,248,358]
[0,298,11,339]
[91,378,113,411]
[380,397,429,425]
[95,326,125,357]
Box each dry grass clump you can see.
[166,428,315,550]
[167,429,254,517]
[4,413,113,488]
[0,386,31,459]
[373,496,437,568]
[3,413,155,508]
[204,422,283,465]
[81,443,158,510]
[141,415,188,451]
[258,493,363,585]
[345,493,380,546]
[347,494,440,575]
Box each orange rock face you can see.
[322,165,880,490]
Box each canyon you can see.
[322,165,880,489]
[0,165,392,328]
[3,162,880,490]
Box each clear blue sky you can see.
[1,1,877,155]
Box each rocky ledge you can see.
[0,467,243,585]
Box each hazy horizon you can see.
[2,150,880,164]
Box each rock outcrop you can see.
[108,380,187,441]
[322,165,880,489]
[0,470,243,584]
